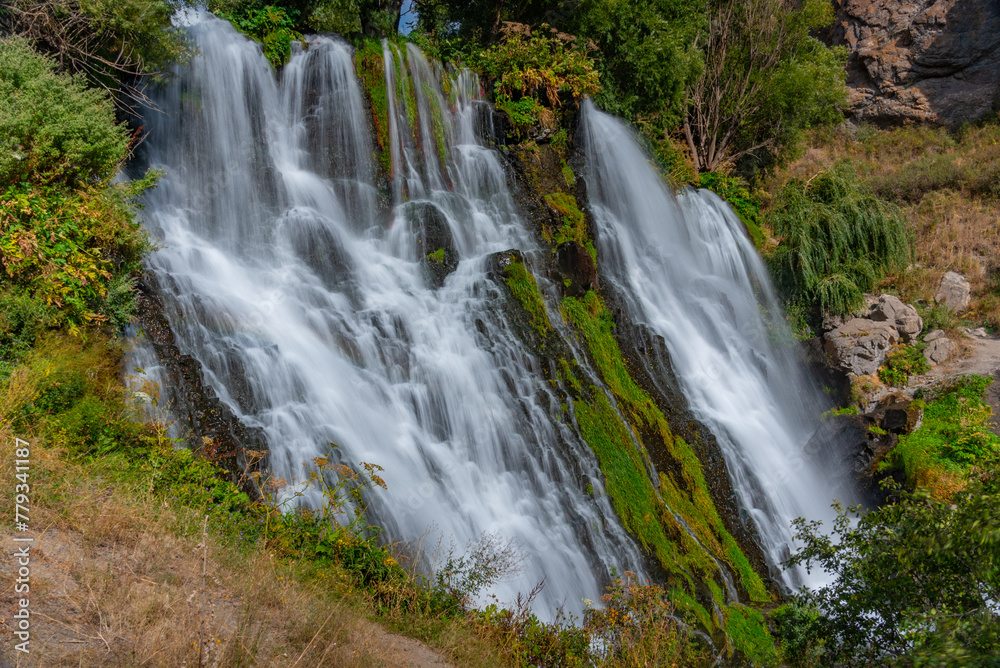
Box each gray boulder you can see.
[935,271,971,313]
[924,329,946,342]
[824,318,900,376]
[870,294,923,342]
[924,337,957,365]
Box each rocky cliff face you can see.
[832,0,1000,126]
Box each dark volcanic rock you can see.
[832,0,1000,126]
[411,202,459,288]
[810,413,897,505]
[557,240,599,296]
[135,276,268,498]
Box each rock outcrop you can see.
[935,270,971,312]
[870,294,923,342]
[825,318,900,376]
[832,0,1000,127]
[823,294,925,376]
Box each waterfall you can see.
[133,13,650,619]
[580,102,855,589]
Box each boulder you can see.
[924,329,946,342]
[924,337,957,365]
[411,202,459,289]
[831,1,1000,127]
[935,271,971,312]
[871,393,923,435]
[869,294,923,342]
[824,318,900,376]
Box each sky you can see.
[399,0,418,34]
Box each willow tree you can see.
[682,0,846,172]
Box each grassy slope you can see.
[0,332,505,666]
[765,121,1000,332]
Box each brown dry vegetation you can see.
[765,119,1000,331]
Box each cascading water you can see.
[580,102,856,589]
[132,12,652,618]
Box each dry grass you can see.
[766,120,1000,330]
[0,436,453,667]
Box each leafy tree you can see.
[683,0,847,172]
[784,469,1000,667]
[0,0,189,106]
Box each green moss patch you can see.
[502,261,551,336]
[882,375,999,497]
[723,604,780,666]
[561,290,771,636]
[354,39,390,177]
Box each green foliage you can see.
[884,375,1000,494]
[210,2,303,66]
[698,171,765,248]
[0,290,57,379]
[470,27,600,133]
[575,0,705,135]
[769,602,823,667]
[0,37,130,187]
[308,0,363,34]
[766,162,913,316]
[354,38,391,175]
[1,176,155,328]
[877,344,930,387]
[785,474,1000,667]
[502,261,551,335]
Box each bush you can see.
[785,473,1000,667]
[877,344,930,387]
[470,25,600,133]
[1,0,189,103]
[766,161,913,316]
[0,176,155,327]
[209,1,303,66]
[0,37,130,187]
[0,290,57,379]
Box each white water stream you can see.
[132,13,647,618]
[580,103,854,588]
[130,11,853,618]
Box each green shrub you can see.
[1,0,189,99]
[1,177,155,328]
[0,37,130,187]
[877,344,930,387]
[209,1,303,66]
[470,27,600,133]
[0,290,57,379]
[766,161,913,316]
[786,474,1000,666]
